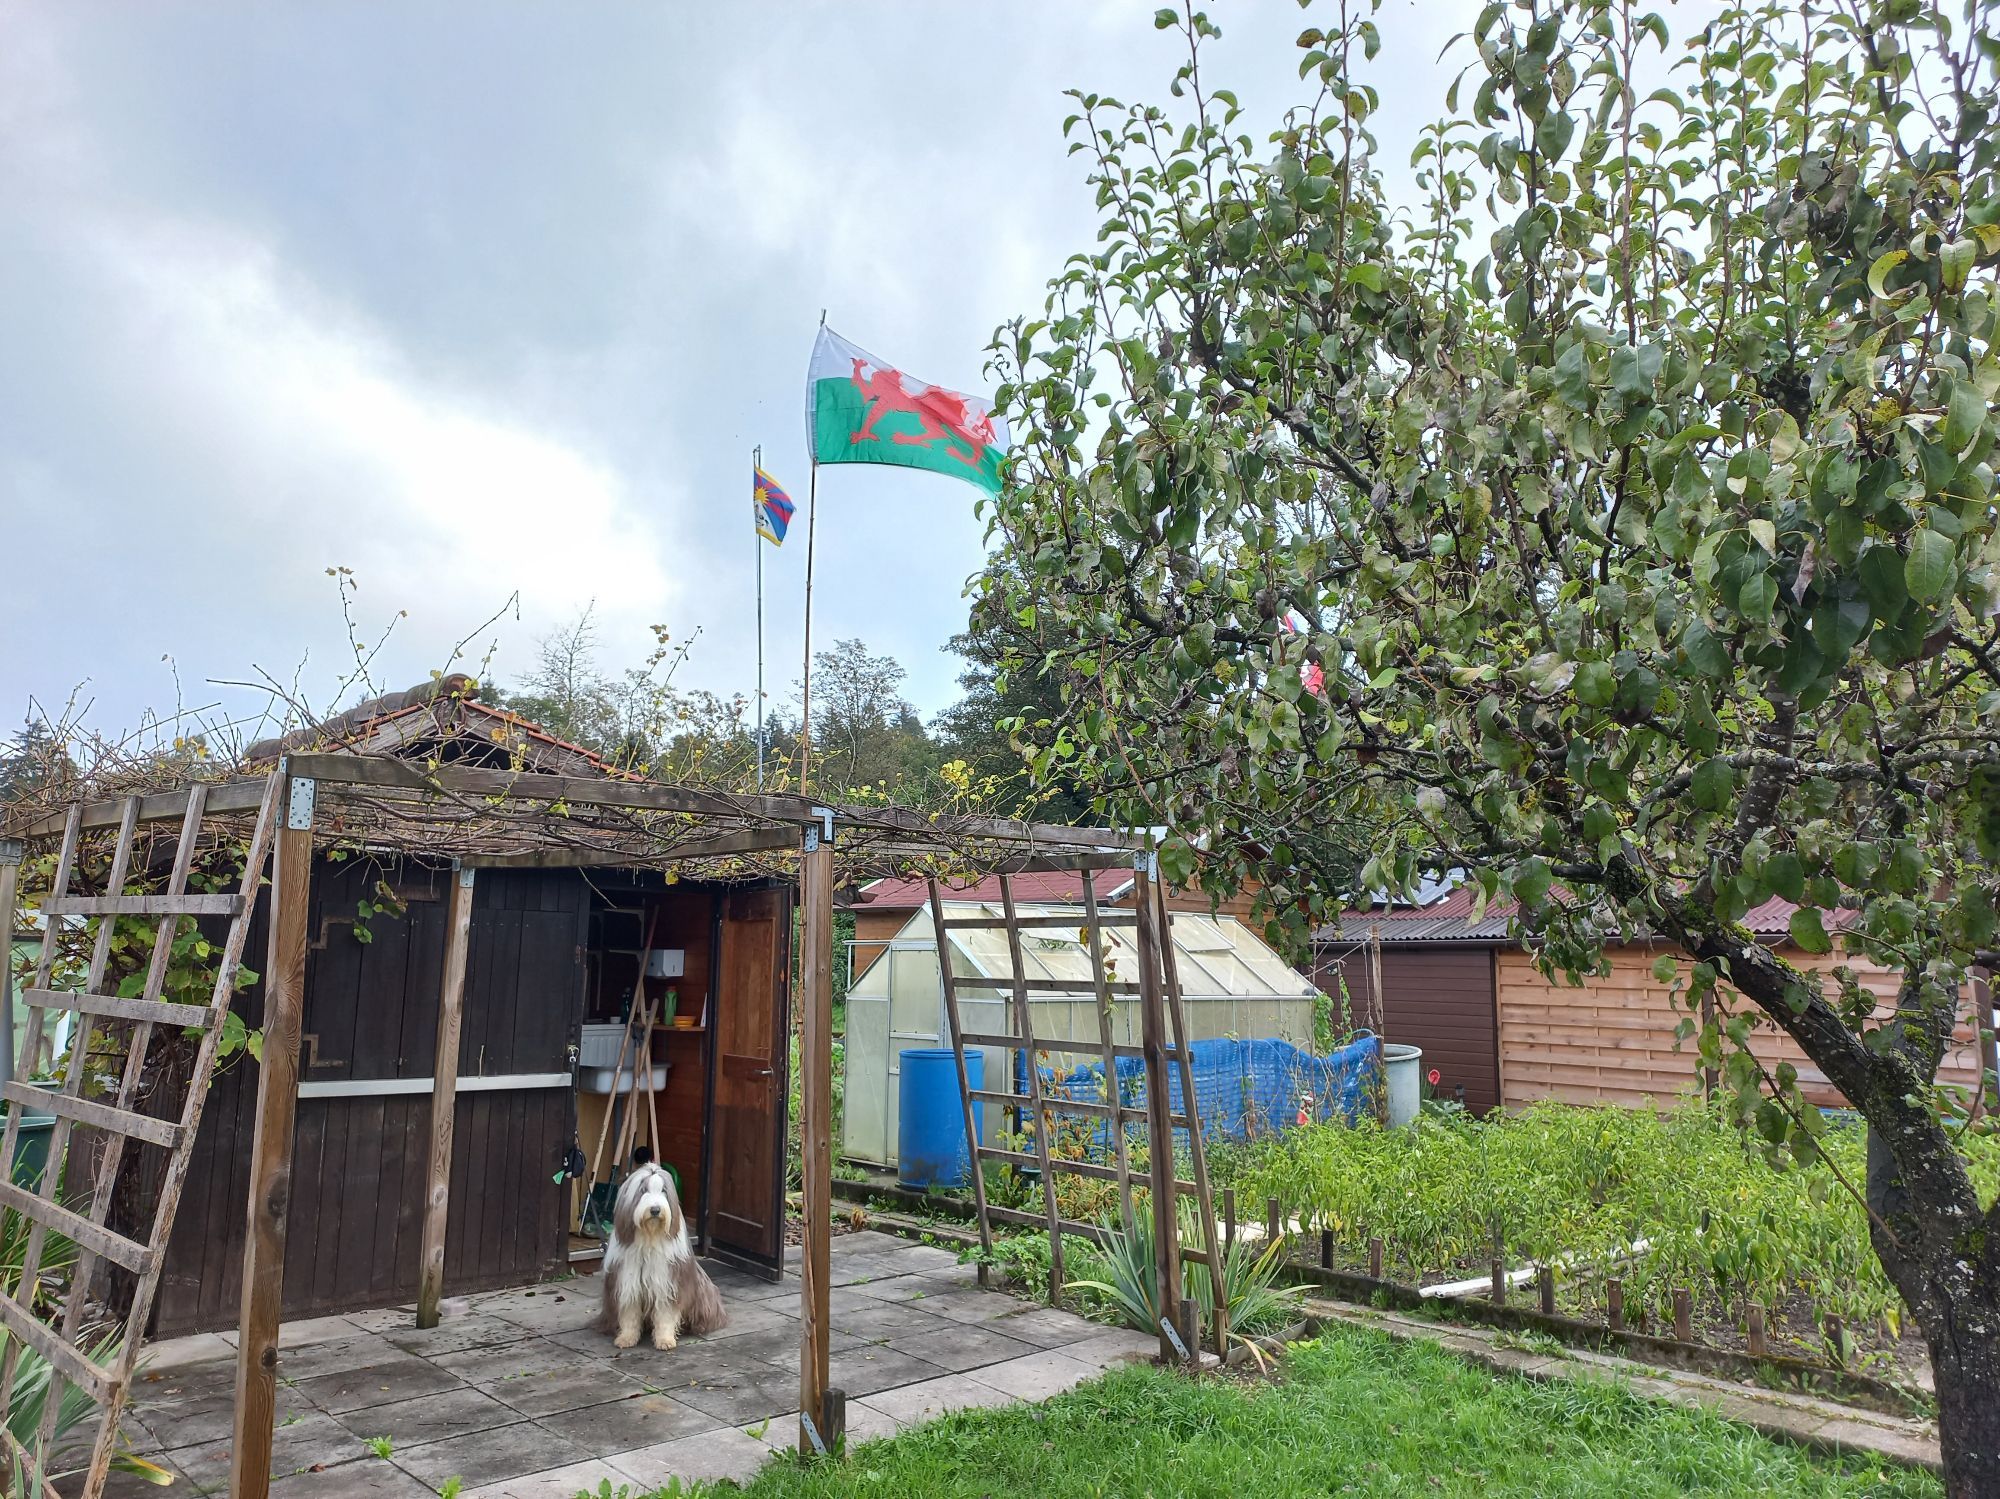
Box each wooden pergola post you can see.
[416,863,476,1329]
[1131,854,1184,1362]
[230,767,315,1499]
[0,839,21,1089]
[797,819,837,1456]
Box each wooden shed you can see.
[1312,884,1991,1114]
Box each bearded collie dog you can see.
[598,1151,726,1350]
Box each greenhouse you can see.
[841,896,1319,1169]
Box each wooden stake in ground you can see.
[1746,1302,1769,1359]
[1672,1287,1694,1343]
[1607,1278,1625,1330]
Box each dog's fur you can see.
[597,1160,726,1350]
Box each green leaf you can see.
[1866,249,1908,297]
[1535,109,1576,162]
[1513,858,1553,907]
[1573,660,1615,707]
[1681,619,1730,678]
[1904,528,1956,602]
[1766,852,1806,903]
[1943,380,1986,453]
[1788,907,1832,955]
[1650,954,1679,983]
[1690,757,1737,811]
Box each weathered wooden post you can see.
[1538,1265,1556,1317]
[1672,1288,1694,1343]
[1368,1237,1385,1280]
[1746,1302,1768,1359]
[1607,1277,1625,1330]
[798,817,836,1454]
[231,765,315,1499]
[416,863,476,1329]
[1132,855,1185,1363]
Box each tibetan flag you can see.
[754,466,795,545]
[805,326,1009,495]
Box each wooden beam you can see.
[0,840,19,1090]
[458,826,799,869]
[416,865,476,1329]
[284,752,1142,852]
[797,836,834,1457]
[229,782,313,1499]
[0,777,268,840]
[1132,859,1184,1363]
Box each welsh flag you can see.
[805,327,1009,495]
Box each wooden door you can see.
[706,883,791,1274]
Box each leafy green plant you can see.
[1068,1203,1304,1362]
[3,1336,171,1491]
[365,1435,393,1459]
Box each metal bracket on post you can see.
[285,774,317,832]
[804,806,836,854]
[1135,849,1158,879]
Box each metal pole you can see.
[799,456,819,793]
[755,444,765,792]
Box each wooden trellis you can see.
[930,859,1226,1360]
[0,774,281,1499]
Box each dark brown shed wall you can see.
[1316,944,1501,1115]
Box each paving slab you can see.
[294,1360,467,1416]
[819,1345,951,1398]
[173,1411,374,1490]
[669,1365,808,1425]
[890,1321,1040,1374]
[328,1385,518,1448]
[429,1338,596,1386]
[267,1457,440,1499]
[457,1455,638,1499]
[390,1422,589,1490]
[611,1425,777,1489]
[859,1372,1019,1426]
[277,1337,430,1383]
[381,1316,538,1358]
[536,1391,723,1456]
[986,1304,1110,1349]
[479,1363,650,1418]
[969,1349,1100,1402]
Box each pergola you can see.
[0,752,1145,1499]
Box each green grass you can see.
[711,1327,1935,1498]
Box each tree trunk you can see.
[1927,1310,2000,1499]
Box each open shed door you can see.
[706,883,791,1276]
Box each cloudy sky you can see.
[1,1,1476,750]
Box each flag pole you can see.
[799,455,818,793]
[754,444,765,792]
[800,310,826,794]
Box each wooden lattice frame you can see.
[0,753,1149,1487]
[0,774,280,1499]
[930,861,1226,1360]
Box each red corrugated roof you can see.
[848,869,1131,910]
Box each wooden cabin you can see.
[1313,884,1990,1114]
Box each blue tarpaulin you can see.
[1037,1034,1383,1157]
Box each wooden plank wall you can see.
[1498,944,1985,1109]
[150,860,582,1335]
[1320,945,1502,1114]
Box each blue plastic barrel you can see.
[898,1048,983,1188]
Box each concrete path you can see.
[109,1233,1153,1497]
